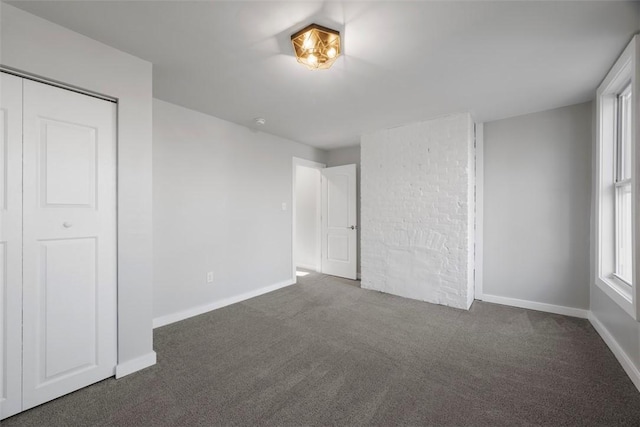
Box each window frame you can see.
[614,83,632,285]
[595,36,639,319]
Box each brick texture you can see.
[361,113,475,309]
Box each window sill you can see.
[612,273,632,287]
[596,275,636,319]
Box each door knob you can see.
[349,225,358,230]
[63,222,73,228]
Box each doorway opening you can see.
[292,158,325,281]
[292,157,358,283]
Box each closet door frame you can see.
[0,69,119,420]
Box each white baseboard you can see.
[481,294,589,319]
[116,351,157,379]
[589,312,640,392]
[153,279,295,329]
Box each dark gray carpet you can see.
[5,271,640,426]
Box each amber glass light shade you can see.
[291,24,341,70]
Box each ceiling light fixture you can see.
[291,24,341,70]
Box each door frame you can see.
[2,11,156,380]
[291,157,325,282]
[0,67,121,384]
[474,123,484,300]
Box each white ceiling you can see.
[6,1,639,149]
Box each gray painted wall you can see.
[153,99,326,321]
[591,286,640,374]
[326,146,361,276]
[483,102,592,309]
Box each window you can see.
[615,84,632,285]
[595,36,637,318]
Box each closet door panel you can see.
[0,73,23,420]
[41,238,97,378]
[22,79,117,410]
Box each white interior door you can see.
[22,79,117,410]
[0,73,24,420]
[321,164,357,280]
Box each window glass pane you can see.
[616,182,632,283]
[618,85,632,181]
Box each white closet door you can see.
[0,73,24,420]
[22,80,117,410]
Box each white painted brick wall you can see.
[360,113,475,310]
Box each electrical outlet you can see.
[281,202,287,211]
[206,271,214,283]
